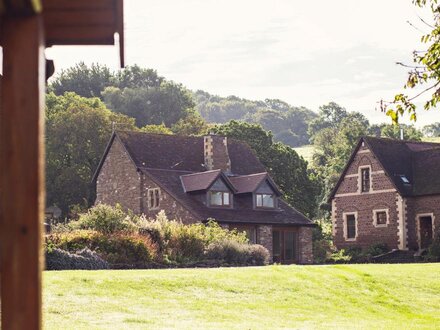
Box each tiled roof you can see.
[180,170,236,193]
[329,136,440,199]
[143,168,313,226]
[115,130,266,174]
[229,173,281,195]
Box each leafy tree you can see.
[46,92,136,214]
[308,102,348,142]
[383,0,440,122]
[380,124,423,141]
[171,111,209,136]
[423,122,440,136]
[102,81,195,127]
[49,62,115,98]
[211,121,320,218]
[115,65,164,89]
[311,105,370,212]
[140,124,173,135]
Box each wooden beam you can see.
[0,14,45,330]
[1,0,42,16]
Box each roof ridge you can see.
[364,135,440,145]
[180,169,222,177]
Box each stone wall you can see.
[204,135,231,172]
[258,225,273,260]
[96,138,141,213]
[298,227,313,264]
[140,173,198,224]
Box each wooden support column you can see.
[0,15,45,330]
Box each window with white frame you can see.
[373,209,388,227]
[148,188,160,209]
[209,191,231,207]
[360,167,370,192]
[344,213,357,240]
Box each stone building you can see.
[93,131,314,264]
[329,136,440,254]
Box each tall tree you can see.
[49,62,115,98]
[211,121,320,218]
[46,92,136,215]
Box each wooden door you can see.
[419,216,433,249]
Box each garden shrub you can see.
[71,204,139,234]
[312,220,334,263]
[205,239,269,265]
[46,247,109,270]
[46,230,157,266]
[425,234,440,262]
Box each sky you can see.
[46,0,440,127]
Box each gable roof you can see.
[93,130,267,182]
[329,136,440,200]
[229,173,281,195]
[180,170,236,193]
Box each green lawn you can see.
[44,264,440,329]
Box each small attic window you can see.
[399,175,410,184]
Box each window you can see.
[375,210,388,226]
[209,191,231,207]
[148,188,160,209]
[234,226,257,244]
[256,193,275,208]
[399,175,410,184]
[346,214,357,240]
[361,168,370,192]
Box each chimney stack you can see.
[204,134,231,172]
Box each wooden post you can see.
[0,15,45,330]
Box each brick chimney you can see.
[204,135,231,172]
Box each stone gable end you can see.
[96,137,141,213]
[332,145,401,250]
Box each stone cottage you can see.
[329,136,440,254]
[93,131,314,264]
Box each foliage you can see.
[205,240,269,265]
[47,230,157,266]
[49,62,115,98]
[423,122,440,136]
[312,220,334,263]
[45,93,136,215]
[374,124,423,141]
[45,247,109,270]
[327,244,389,264]
[140,211,249,264]
[425,233,440,261]
[140,123,173,134]
[171,111,209,136]
[194,90,317,147]
[382,0,440,122]
[102,81,195,128]
[210,121,321,217]
[71,204,139,234]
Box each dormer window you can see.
[361,168,370,192]
[209,191,231,207]
[256,193,275,208]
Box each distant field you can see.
[44,264,440,329]
[423,136,440,143]
[293,144,315,163]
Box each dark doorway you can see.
[272,229,298,264]
[419,216,433,249]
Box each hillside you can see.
[194,90,317,147]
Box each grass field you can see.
[44,264,440,329]
[293,144,315,163]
